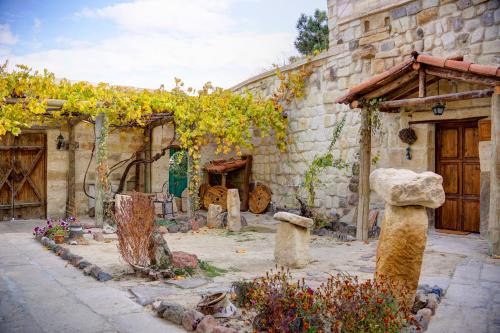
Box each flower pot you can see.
[54,234,65,244]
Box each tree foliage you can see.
[0,62,310,213]
[294,9,329,56]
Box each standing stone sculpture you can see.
[371,168,445,308]
[273,211,314,268]
[207,204,223,228]
[226,189,241,232]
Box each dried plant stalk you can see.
[115,192,155,268]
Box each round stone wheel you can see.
[203,186,228,211]
[249,184,272,214]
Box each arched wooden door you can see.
[435,121,480,232]
[0,133,47,220]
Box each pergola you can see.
[335,52,500,256]
[4,98,175,225]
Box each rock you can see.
[151,232,172,268]
[70,255,83,267]
[78,260,91,269]
[431,286,443,298]
[207,204,223,228]
[83,264,97,276]
[41,236,50,246]
[426,293,439,315]
[370,168,445,208]
[171,251,198,269]
[182,309,204,331]
[162,302,186,325]
[413,291,428,313]
[375,204,428,309]
[196,315,216,333]
[96,271,113,282]
[196,214,207,227]
[213,326,238,333]
[168,224,181,233]
[415,308,432,330]
[93,232,105,242]
[179,223,191,233]
[90,265,103,278]
[190,219,200,231]
[273,212,314,228]
[274,220,311,268]
[157,226,168,234]
[226,189,241,232]
[61,251,73,261]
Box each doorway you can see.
[0,132,47,220]
[168,147,188,198]
[435,121,480,232]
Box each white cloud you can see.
[7,31,295,89]
[0,24,18,45]
[3,0,297,89]
[78,0,235,35]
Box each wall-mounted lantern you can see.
[432,79,445,116]
[56,133,66,150]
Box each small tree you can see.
[294,9,329,56]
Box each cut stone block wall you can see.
[222,0,499,224]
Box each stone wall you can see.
[44,122,173,219]
[226,0,499,225]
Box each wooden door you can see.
[436,121,480,232]
[0,133,47,220]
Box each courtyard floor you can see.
[1,219,499,332]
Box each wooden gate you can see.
[436,121,480,232]
[0,133,47,220]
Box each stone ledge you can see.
[36,235,113,282]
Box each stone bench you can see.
[273,212,314,268]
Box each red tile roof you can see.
[336,52,500,104]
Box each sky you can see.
[0,0,326,89]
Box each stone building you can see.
[230,0,500,237]
[1,0,498,249]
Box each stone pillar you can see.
[370,168,445,308]
[489,88,500,257]
[273,212,314,268]
[226,189,241,232]
[207,204,223,228]
[94,112,108,228]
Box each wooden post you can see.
[66,120,76,217]
[357,108,371,240]
[489,87,500,257]
[186,154,193,219]
[418,68,426,98]
[144,126,152,193]
[94,112,108,228]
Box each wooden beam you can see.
[419,68,426,98]
[363,71,419,100]
[241,156,252,211]
[425,67,500,86]
[356,108,371,241]
[94,112,107,228]
[489,86,500,257]
[66,121,76,217]
[378,88,494,110]
[144,127,152,193]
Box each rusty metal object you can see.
[203,186,228,212]
[249,184,272,214]
[398,127,417,145]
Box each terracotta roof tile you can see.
[336,52,500,105]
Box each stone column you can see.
[226,189,241,232]
[489,87,500,257]
[273,212,314,268]
[207,204,223,228]
[370,168,445,308]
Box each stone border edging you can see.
[35,235,113,282]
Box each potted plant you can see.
[53,229,66,244]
